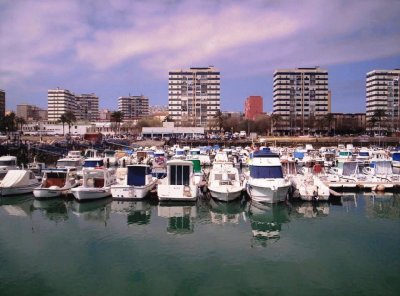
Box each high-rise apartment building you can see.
[0,90,5,121]
[273,67,329,134]
[17,104,47,121]
[76,93,99,122]
[168,66,220,128]
[244,96,263,120]
[118,95,149,120]
[47,88,78,122]
[366,69,400,131]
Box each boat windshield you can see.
[342,162,358,176]
[83,160,104,167]
[374,161,393,175]
[169,165,190,185]
[249,166,283,178]
[190,150,200,155]
[0,160,16,166]
[358,152,369,157]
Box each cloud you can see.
[0,0,399,108]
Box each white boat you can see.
[33,168,79,199]
[111,164,157,200]
[208,159,242,202]
[0,169,41,196]
[362,160,400,190]
[56,157,84,169]
[171,148,186,160]
[0,155,19,180]
[71,167,117,201]
[187,148,211,166]
[245,150,291,203]
[157,160,198,202]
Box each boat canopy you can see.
[293,151,305,159]
[127,165,151,186]
[252,150,280,158]
[371,161,393,175]
[249,166,283,178]
[341,162,358,176]
[0,170,34,188]
[392,152,400,161]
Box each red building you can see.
[244,96,263,120]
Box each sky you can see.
[1,0,400,113]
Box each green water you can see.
[1,194,399,296]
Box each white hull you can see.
[157,184,198,201]
[72,187,111,201]
[111,181,157,200]
[0,182,40,196]
[208,185,242,202]
[247,180,290,203]
[33,187,70,199]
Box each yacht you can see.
[111,164,157,200]
[157,160,198,202]
[0,169,41,196]
[245,150,291,203]
[33,168,79,199]
[103,149,118,167]
[71,167,117,201]
[208,158,242,202]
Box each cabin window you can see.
[170,165,190,185]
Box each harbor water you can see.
[1,193,399,296]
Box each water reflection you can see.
[158,202,197,234]
[364,192,400,219]
[33,199,68,222]
[0,194,33,217]
[70,198,112,222]
[246,201,290,247]
[209,198,246,224]
[292,201,330,218]
[111,201,152,225]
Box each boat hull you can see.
[208,186,242,202]
[71,187,111,201]
[111,181,156,200]
[0,182,41,196]
[157,184,198,201]
[246,181,290,203]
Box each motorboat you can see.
[187,148,211,166]
[208,159,242,202]
[171,148,186,160]
[391,151,400,169]
[56,157,84,169]
[157,160,198,202]
[0,169,41,196]
[0,155,19,180]
[71,167,117,201]
[33,168,79,199]
[245,150,291,203]
[188,159,206,189]
[111,164,157,200]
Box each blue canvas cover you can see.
[294,151,305,159]
[127,166,148,186]
[253,150,279,158]
[249,166,283,178]
[83,160,104,167]
[393,152,400,162]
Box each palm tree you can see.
[110,111,124,135]
[213,110,224,133]
[58,114,68,136]
[64,111,77,135]
[370,109,386,134]
[271,113,282,136]
[323,113,334,134]
[15,116,26,131]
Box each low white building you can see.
[141,122,204,139]
[22,121,117,136]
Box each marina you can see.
[0,193,399,295]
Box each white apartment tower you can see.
[273,67,330,134]
[168,66,220,127]
[366,69,400,131]
[47,89,78,122]
[118,95,149,120]
[76,93,99,122]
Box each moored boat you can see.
[33,168,79,199]
[0,169,41,196]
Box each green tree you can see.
[271,113,282,135]
[0,112,17,132]
[64,111,77,135]
[58,114,68,136]
[213,110,224,132]
[15,116,26,131]
[110,111,124,134]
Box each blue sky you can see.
[1,0,399,113]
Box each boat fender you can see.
[49,185,60,190]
